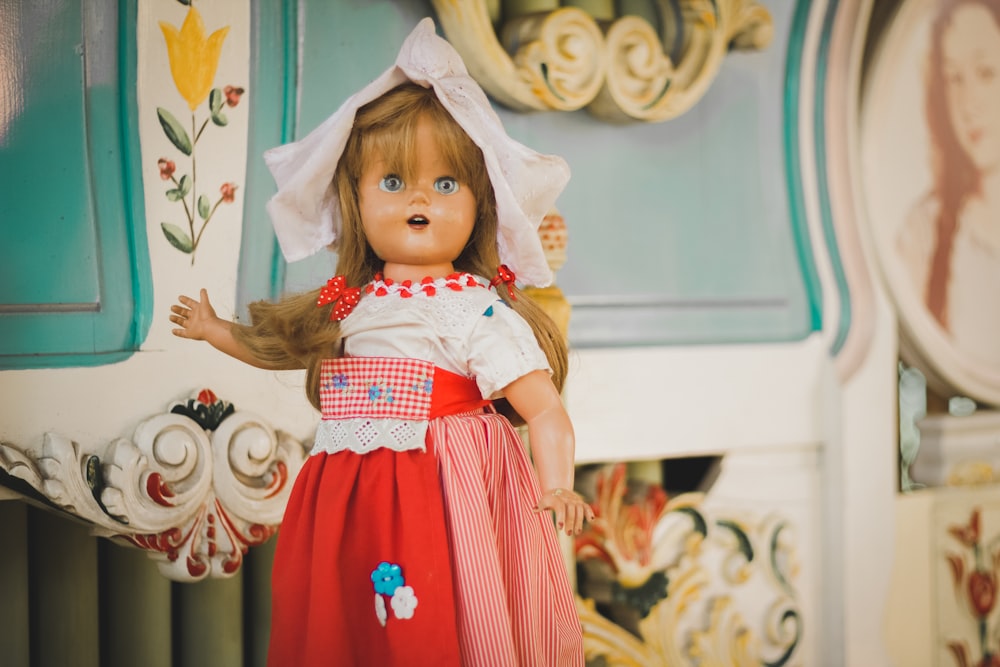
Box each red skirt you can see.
[268,361,583,666]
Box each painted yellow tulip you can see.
[160,8,230,111]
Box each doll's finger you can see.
[536,501,553,515]
[566,504,583,535]
[557,505,570,532]
[566,505,580,535]
[570,501,590,533]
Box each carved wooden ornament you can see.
[0,389,306,581]
[574,463,802,664]
[432,0,773,122]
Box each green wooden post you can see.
[100,541,172,667]
[28,507,100,667]
[0,501,30,666]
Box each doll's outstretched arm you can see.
[170,289,295,370]
[504,370,595,535]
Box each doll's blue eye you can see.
[434,177,460,195]
[379,175,404,193]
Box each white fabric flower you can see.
[390,585,418,620]
[374,593,387,627]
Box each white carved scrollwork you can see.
[432,0,773,122]
[574,463,802,665]
[0,390,306,581]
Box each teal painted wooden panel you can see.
[239,0,821,348]
[0,2,99,305]
[237,0,297,311]
[500,0,818,346]
[0,0,151,368]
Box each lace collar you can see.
[365,272,485,298]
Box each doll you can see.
[170,18,591,667]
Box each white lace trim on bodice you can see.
[311,417,428,456]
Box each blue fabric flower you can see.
[368,384,382,401]
[411,377,433,394]
[332,373,349,390]
[371,562,404,596]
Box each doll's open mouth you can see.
[408,215,429,228]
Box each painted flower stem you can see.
[190,113,198,265]
[168,174,195,229]
[195,117,210,143]
[192,197,225,250]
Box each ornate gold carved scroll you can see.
[432,0,773,122]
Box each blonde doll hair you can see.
[234,83,568,421]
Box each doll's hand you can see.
[170,289,220,341]
[168,290,272,368]
[535,488,595,536]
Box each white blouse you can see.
[339,273,550,399]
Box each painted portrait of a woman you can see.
[897,0,1000,369]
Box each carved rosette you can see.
[523,208,571,337]
[574,463,802,665]
[501,7,608,111]
[0,389,306,581]
[432,0,773,122]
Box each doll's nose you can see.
[408,186,431,206]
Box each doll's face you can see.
[358,113,477,280]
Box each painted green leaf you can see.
[210,88,223,115]
[178,174,191,196]
[716,519,754,561]
[165,188,183,202]
[198,195,210,220]
[175,0,191,5]
[211,110,229,127]
[161,223,194,253]
[157,107,192,156]
[671,506,708,537]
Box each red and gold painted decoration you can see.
[574,463,802,666]
[945,508,1000,667]
[0,389,305,581]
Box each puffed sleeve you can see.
[466,301,551,398]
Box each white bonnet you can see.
[262,17,570,287]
